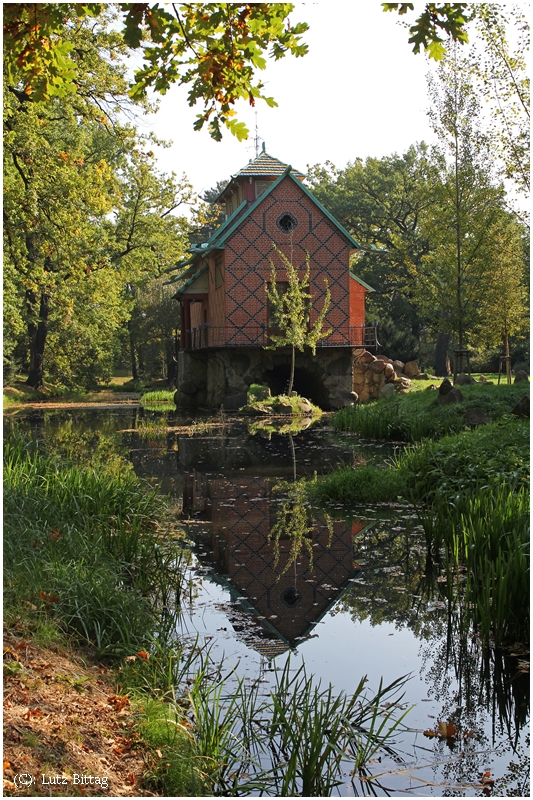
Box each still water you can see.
[6,405,529,796]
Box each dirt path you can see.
[3,629,159,797]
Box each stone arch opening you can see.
[263,364,331,410]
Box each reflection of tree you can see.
[337,521,434,634]
[269,478,333,578]
[338,519,529,767]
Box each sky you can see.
[136,2,439,197]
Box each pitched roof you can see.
[236,147,305,180]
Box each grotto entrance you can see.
[263,364,331,410]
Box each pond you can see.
[5,405,529,796]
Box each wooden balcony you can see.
[181,324,379,351]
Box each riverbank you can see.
[3,431,410,796]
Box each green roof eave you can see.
[350,272,375,293]
[171,263,208,299]
[211,166,292,248]
[164,260,198,285]
[164,257,194,275]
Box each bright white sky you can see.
[133,1,524,201]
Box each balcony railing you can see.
[182,324,379,351]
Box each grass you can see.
[420,485,529,645]
[333,382,526,442]
[3,433,184,656]
[140,389,175,407]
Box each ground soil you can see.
[3,628,160,797]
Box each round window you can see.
[281,586,302,607]
[276,212,298,234]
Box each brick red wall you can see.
[220,177,356,344]
[349,275,367,328]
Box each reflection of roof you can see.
[252,640,291,659]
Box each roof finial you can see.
[262,141,266,153]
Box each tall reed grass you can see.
[4,433,185,655]
[419,486,529,645]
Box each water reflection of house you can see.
[184,471,366,650]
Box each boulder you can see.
[392,360,405,372]
[414,372,430,380]
[272,400,293,415]
[514,370,529,383]
[464,408,492,427]
[353,371,366,386]
[330,390,358,409]
[379,383,396,399]
[478,375,487,383]
[295,401,314,414]
[403,361,420,378]
[370,359,387,373]
[384,363,395,379]
[436,387,464,405]
[438,378,454,396]
[357,350,377,364]
[455,373,476,385]
[511,394,529,418]
[395,377,412,389]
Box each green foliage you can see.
[382,4,471,60]
[4,3,309,140]
[266,245,331,393]
[470,4,530,197]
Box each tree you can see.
[469,4,530,198]
[308,145,436,361]
[415,44,511,376]
[472,213,529,382]
[3,3,309,140]
[3,14,192,388]
[266,245,331,395]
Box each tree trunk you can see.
[26,290,50,389]
[166,338,177,386]
[288,346,295,395]
[434,333,452,377]
[505,331,511,384]
[128,320,138,380]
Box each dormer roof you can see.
[236,146,306,180]
[214,145,305,203]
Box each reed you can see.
[4,433,185,656]
[420,486,529,645]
